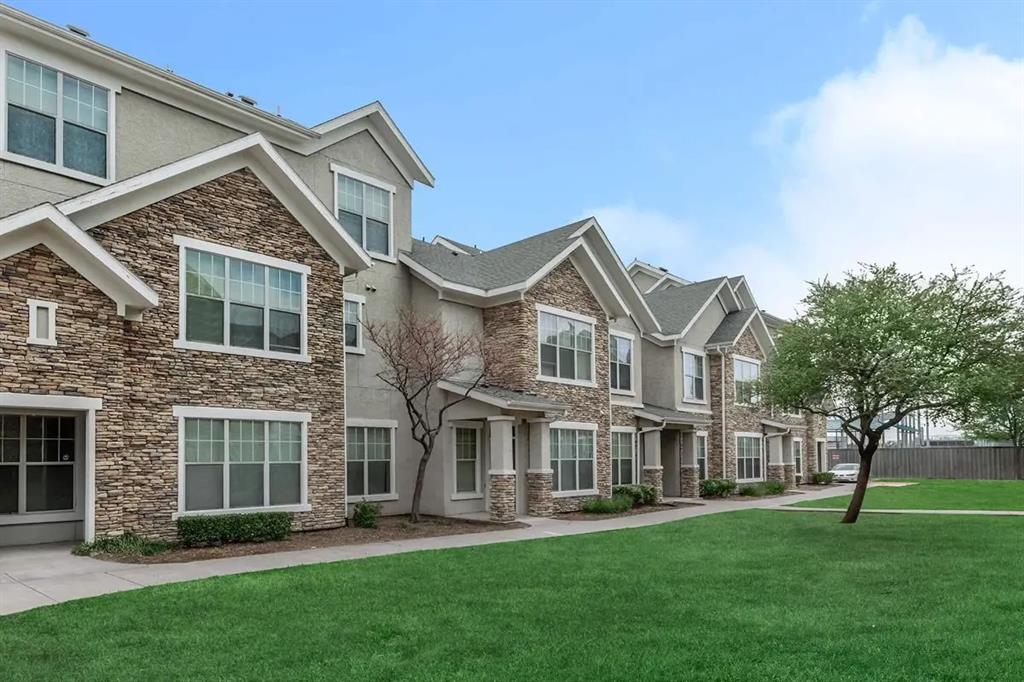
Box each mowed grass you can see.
[791,478,1024,511]
[2,511,1023,681]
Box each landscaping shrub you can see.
[176,512,292,548]
[581,494,634,514]
[738,483,766,497]
[763,480,786,495]
[812,472,836,485]
[352,502,381,528]
[72,532,173,557]
[738,480,788,497]
[700,478,736,498]
[612,484,656,507]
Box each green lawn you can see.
[791,479,1024,511]
[3,511,1023,681]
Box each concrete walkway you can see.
[0,484,858,616]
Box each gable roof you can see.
[439,380,568,413]
[643,277,730,335]
[0,204,158,319]
[57,134,372,274]
[431,235,484,256]
[706,309,758,345]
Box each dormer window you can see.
[332,164,394,261]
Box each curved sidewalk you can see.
[0,484,856,616]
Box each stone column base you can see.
[488,473,517,523]
[642,466,664,503]
[679,465,699,498]
[783,464,797,489]
[767,463,786,483]
[527,470,554,517]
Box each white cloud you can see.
[593,17,1024,315]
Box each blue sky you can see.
[12,0,1024,313]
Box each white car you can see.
[829,463,860,483]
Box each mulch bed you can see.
[95,515,527,564]
[556,501,701,521]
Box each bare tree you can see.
[363,309,492,522]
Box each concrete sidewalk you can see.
[1,484,856,616]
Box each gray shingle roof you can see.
[407,219,590,290]
[443,380,568,411]
[637,403,713,426]
[706,309,757,345]
[642,277,726,334]
[435,236,484,255]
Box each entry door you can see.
[513,423,528,516]
[0,414,80,518]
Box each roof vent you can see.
[225,91,235,99]
[239,95,258,106]
[66,24,90,38]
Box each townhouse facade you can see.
[0,6,824,546]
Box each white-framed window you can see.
[537,305,595,386]
[173,236,309,362]
[3,53,112,181]
[331,163,395,261]
[0,414,79,516]
[347,419,397,502]
[453,424,482,499]
[344,293,365,354]
[734,356,761,405]
[683,350,705,402]
[551,423,597,495]
[611,428,635,486]
[26,299,57,346]
[695,431,708,480]
[792,438,803,476]
[609,332,634,394]
[173,406,309,516]
[736,433,763,483]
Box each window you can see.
[334,167,393,258]
[734,357,760,405]
[344,294,364,353]
[736,434,763,482]
[176,237,308,361]
[792,439,803,476]
[609,333,633,393]
[0,415,77,515]
[611,430,634,486]
[683,351,705,402]
[347,425,394,499]
[5,54,110,179]
[538,308,594,384]
[26,299,57,346]
[454,426,481,496]
[695,432,708,480]
[181,416,304,512]
[551,427,596,494]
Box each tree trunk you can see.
[841,446,876,524]
[409,442,433,523]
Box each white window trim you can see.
[535,304,597,388]
[815,438,828,472]
[733,355,762,406]
[695,430,709,480]
[330,162,397,263]
[1,49,116,185]
[550,421,598,497]
[735,432,764,483]
[172,235,311,363]
[792,437,803,475]
[451,421,484,501]
[26,299,57,346]
[609,330,636,397]
[344,292,366,355]
[171,405,311,518]
[346,417,398,503]
[610,425,637,487]
[680,346,708,406]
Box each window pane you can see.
[0,467,18,513]
[559,460,576,492]
[558,347,575,379]
[576,351,592,381]
[268,268,302,313]
[578,459,594,490]
[337,175,364,214]
[229,260,265,306]
[366,218,389,255]
[618,364,630,391]
[229,304,264,349]
[344,300,360,348]
[365,184,390,221]
[7,104,55,163]
[270,463,300,505]
[539,313,558,345]
[6,56,57,114]
[34,305,50,340]
[229,463,263,508]
[268,422,301,463]
[25,465,73,512]
[62,75,108,132]
[345,322,358,348]
[368,461,390,495]
[540,344,557,377]
[456,461,476,493]
[185,464,223,511]
[269,310,301,354]
[347,427,365,461]
[338,211,362,244]
[229,420,264,463]
[185,250,225,298]
[63,122,106,177]
[347,461,365,496]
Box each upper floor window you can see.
[4,54,110,180]
[609,333,633,394]
[333,165,394,259]
[344,294,365,354]
[538,306,594,385]
[175,236,308,362]
[734,357,760,405]
[683,351,705,402]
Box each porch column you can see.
[486,416,517,523]
[782,435,797,489]
[766,435,786,484]
[679,431,700,499]
[642,429,664,503]
[527,418,553,517]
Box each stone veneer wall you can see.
[0,170,347,539]
[483,260,611,513]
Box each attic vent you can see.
[66,25,90,38]
[239,95,258,106]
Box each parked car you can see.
[829,463,860,483]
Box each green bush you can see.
[612,484,656,507]
[700,478,737,498]
[738,480,788,497]
[72,532,173,557]
[763,479,786,495]
[351,502,381,528]
[812,472,836,485]
[581,494,634,514]
[176,512,292,548]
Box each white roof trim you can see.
[705,309,776,356]
[57,134,372,274]
[432,236,474,255]
[0,204,158,319]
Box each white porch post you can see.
[526,418,553,516]
[642,429,664,503]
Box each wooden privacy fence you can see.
[827,446,1023,480]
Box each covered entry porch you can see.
[635,404,712,500]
